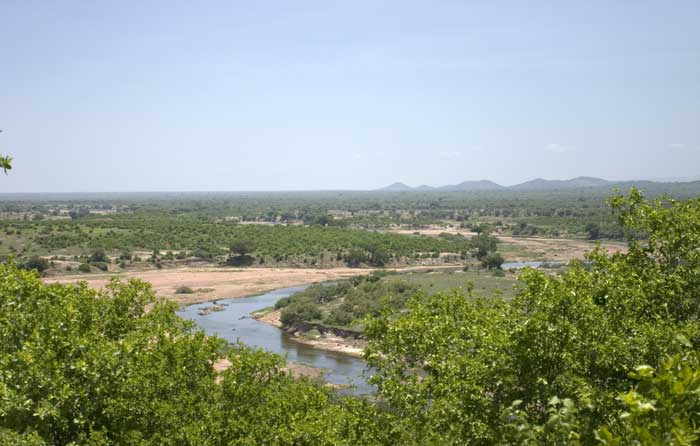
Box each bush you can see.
[324,308,354,326]
[91,261,108,272]
[89,248,108,263]
[227,254,254,267]
[481,252,504,269]
[175,286,194,294]
[585,222,601,239]
[230,239,256,257]
[471,233,498,260]
[280,302,322,325]
[22,256,49,273]
[78,263,91,273]
[344,249,368,267]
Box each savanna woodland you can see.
[2,141,700,445]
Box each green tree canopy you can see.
[0,263,385,445]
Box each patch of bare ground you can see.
[253,308,283,328]
[213,357,329,384]
[290,334,366,357]
[387,227,478,237]
[496,235,626,261]
[252,310,366,357]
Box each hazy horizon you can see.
[2,1,699,193]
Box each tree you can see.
[343,248,368,267]
[0,130,12,174]
[597,350,700,445]
[68,207,90,219]
[89,248,108,263]
[471,233,498,259]
[227,239,256,266]
[0,155,11,174]
[367,245,390,267]
[481,252,504,269]
[230,239,256,257]
[22,256,49,273]
[585,222,601,240]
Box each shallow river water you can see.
[177,285,374,394]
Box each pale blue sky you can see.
[2,1,699,192]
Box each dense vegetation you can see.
[276,273,419,329]
[2,190,700,445]
[0,216,505,269]
[363,189,700,444]
[275,270,517,331]
[4,183,700,248]
[0,264,392,445]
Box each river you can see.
[177,285,374,394]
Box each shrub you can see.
[230,239,256,257]
[280,302,322,325]
[78,263,91,273]
[482,252,504,269]
[91,261,108,272]
[324,308,354,326]
[175,286,194,294]
[227,254,254,266]
[22,256,49,273]
[89,248,108,263]
[344,249,368,267]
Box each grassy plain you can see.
[385,270,519,300]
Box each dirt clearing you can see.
[496,235,626,261]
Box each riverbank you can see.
[44,267,377,305]
[43,265,463,306]
[178,285,373,393]
[253,308,366,357]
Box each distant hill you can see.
[380,182,413,192]
[439,180,505,191]
[377,176,700,192]
[379,180,505,192]
[510,176,611,191]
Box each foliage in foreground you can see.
[0,265,386,445]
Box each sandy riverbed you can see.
[44,267,376,305]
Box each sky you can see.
[2,1,699,192]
